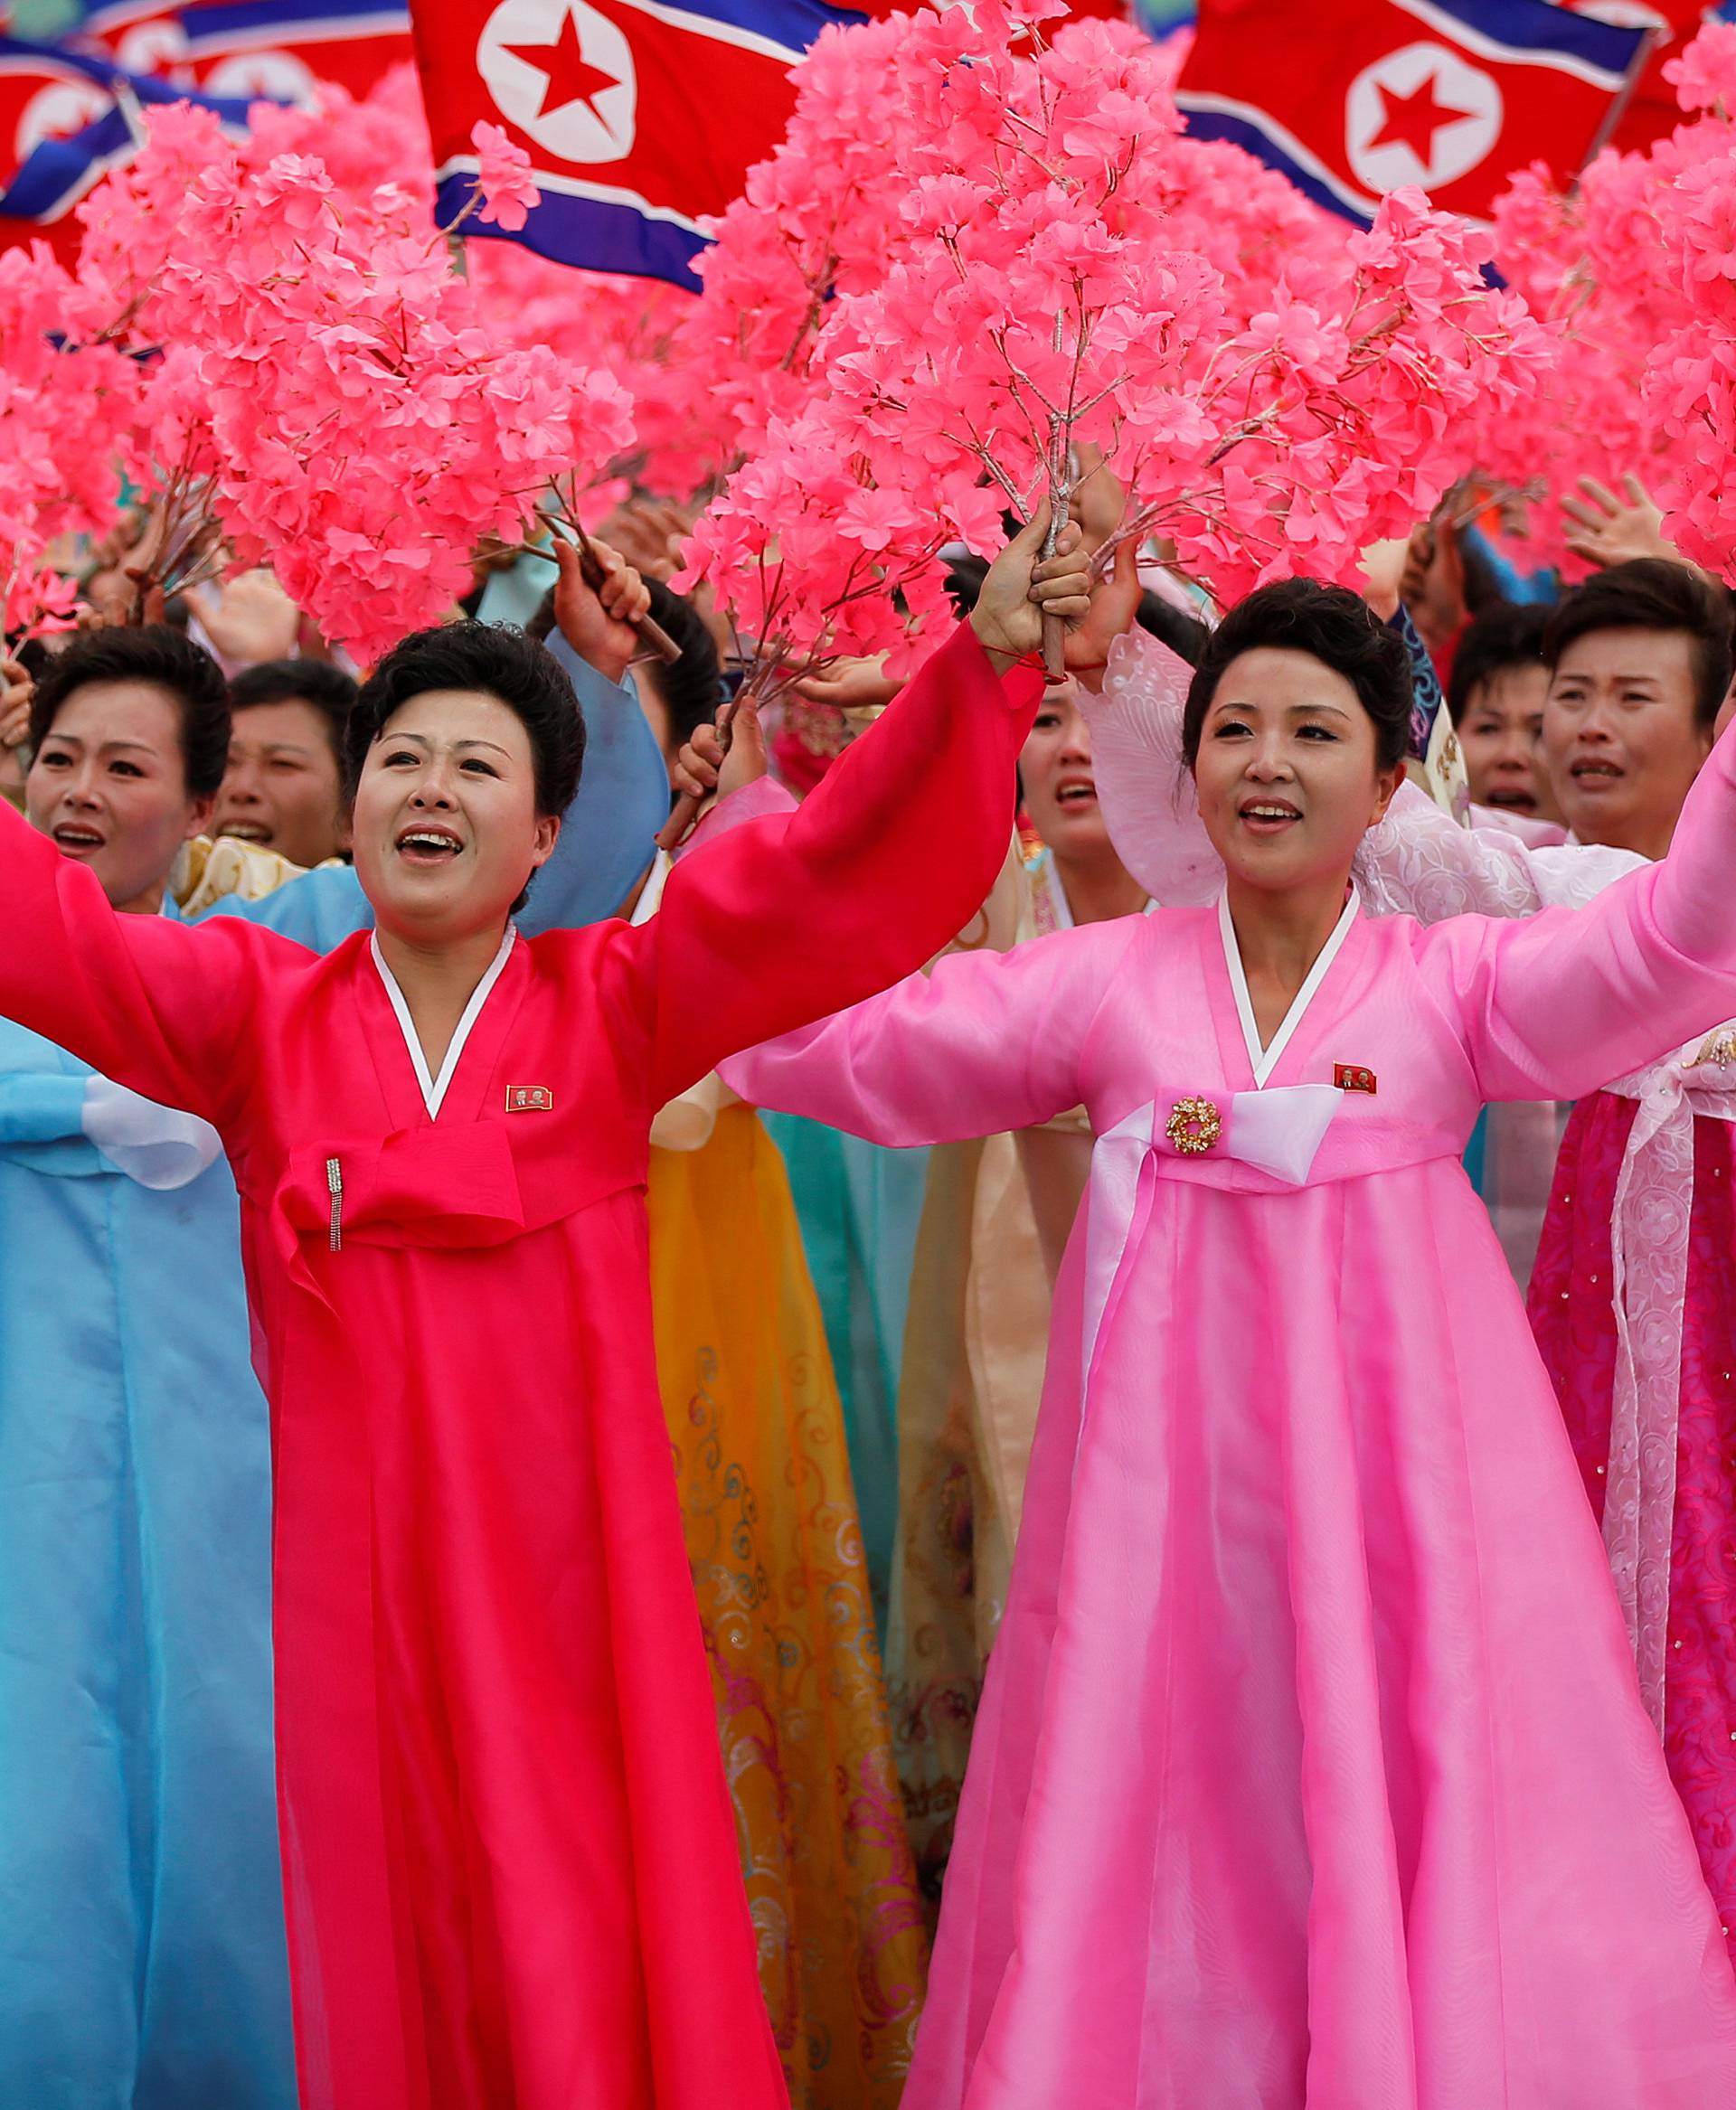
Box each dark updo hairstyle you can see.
[1447,601,1549,727]
[1541,557,1733,731]
[344,621,585,818]
[1182,579,1413,776]
[29,623,230,799]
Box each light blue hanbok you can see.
[0,640,666,2105]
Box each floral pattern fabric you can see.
[1530,1088,1736,1940]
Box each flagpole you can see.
[1579,22,1658,174]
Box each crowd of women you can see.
[3,468,1736,2110]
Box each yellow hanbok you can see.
[647,1074,929,2109]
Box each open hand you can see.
[1561,474,1684,571]
[184,570,300,665]
[552,535,650,686]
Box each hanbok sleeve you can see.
[719,918,1139,1146]
[618,619,1043,1103]
[1428,724,1736,1102]
[1354,781,1646,921]
[0,801,277,1128]
[521,636,671,931]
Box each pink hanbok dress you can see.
[719,724,1736,2107]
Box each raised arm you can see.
[0,801,275,1128]
[618,517,1099,1101]
[1429,721,1736,1101]
[1354,780,1646,921]
[638,618,1040,1099]
[720,917,1139,1146]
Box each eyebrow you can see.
[380,732,514,758]
[1552,670,1663,687]
[41,733,157,756]
[1211,699,1355,721]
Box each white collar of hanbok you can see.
[370,925,518,1118]
[1218,887,1359,1090]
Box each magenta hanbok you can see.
[720,727,1736,2105]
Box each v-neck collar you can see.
[1217,888,1358,1090]
[369,927,517,1120]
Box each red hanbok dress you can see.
[0,623,1037,2110]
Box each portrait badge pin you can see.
[1333,1064,1377,1096]
[506,1086,553,1113]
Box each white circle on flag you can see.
[204,51,321,106]
[477,0,637,167]
[18,80,110,161]
[1345,42,1502,193]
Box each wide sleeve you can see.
[522,635,673,930]
[719,918,1137,1147]
[618,619,1043,1104]
[1354,781,1646,921]
[1425,723,1736,1102]
[0,801,279,1128]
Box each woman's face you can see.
[1458,664,1560,821]
[350,689,557,945]
[1022,680,1111,858]
[1192,647,1400,895]
[1540,626,1711,855]
[25,681,211,915]
[212,698,352,868]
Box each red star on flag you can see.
[504,5,622,125]
[1367,68,1475,164]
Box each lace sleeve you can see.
[1351,787,1643,922]
[1076,627,1219,908]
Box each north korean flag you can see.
[0,34,258,256]
[1176,0,1648,223]
[178,0,412,104]
[411,0,868,290]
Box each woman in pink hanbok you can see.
[721,579,1736,2105]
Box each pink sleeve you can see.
[719,918,1139,1146]
[622,620,1043,1105]
[1423,723,1736,1102]
[671,774,798,861]
[0,799,282,1128]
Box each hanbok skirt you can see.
[648,1104,929,2108]
[1530,1088,1736,1948]
[906,1158,1736,2108]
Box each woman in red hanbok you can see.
[0,523,1090,2110]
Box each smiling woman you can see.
[25,626,230,914]
[0,515,1089,2110]
[719,574,1736,2105]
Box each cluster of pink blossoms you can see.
[675,0,1551,688]
[62,81,630,662]
[0,247,142,632]
[1473,23,1736,577]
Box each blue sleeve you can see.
[197,864,372,947]
[520,634,669,935]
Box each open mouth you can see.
[52,823,105,853]
[1054,778,1097,809]
[1238,799,1302,835]
[1483,787,1538,812]
[1570,758,1625,789]
[395,824,465,866]
[219,819,273,843]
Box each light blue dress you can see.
[0,641,666,2105]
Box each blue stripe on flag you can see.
[1175,103,1374,224]
[611,0,866,55]
[0,102,136,219]
[1396,0,1644,79]
[437,171,709,291]
[179,0,410,39]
